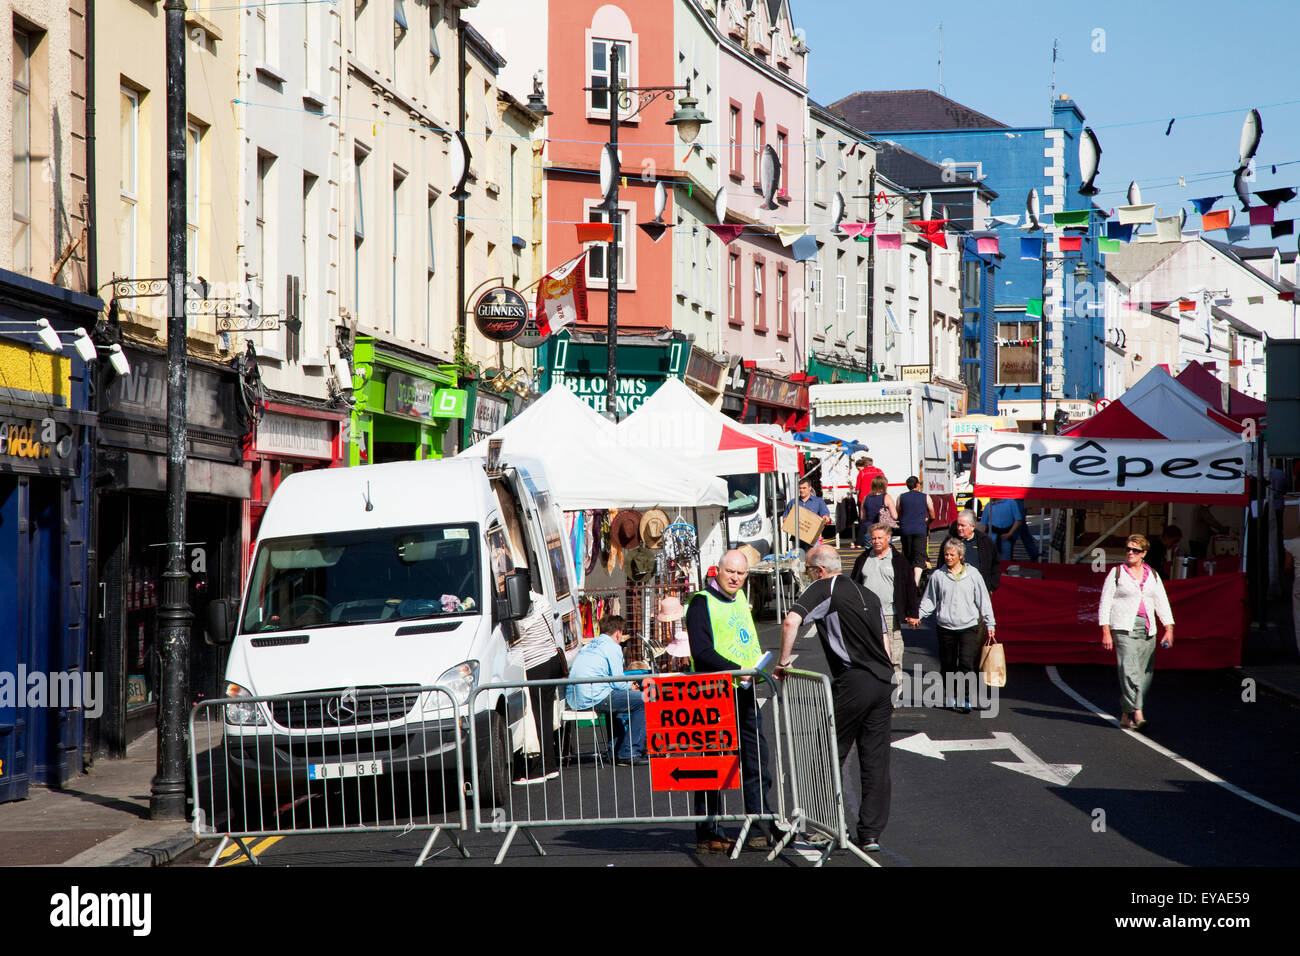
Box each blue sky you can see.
[796,0,1300,249]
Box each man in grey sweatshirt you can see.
[908,536,996,712]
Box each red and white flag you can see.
[535,252,589,338]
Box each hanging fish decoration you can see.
[714,186,728,225]
[831,191,845,233]
[1179,208,1187,231]
[1237,108,1262,173]
[1234,167,1252,212]
[1078,127,1102,196]
[921,193,933,222]
[1025,188,1041,230]
[449,131,472,201]
[653,180,667,223]
[760,144,781,210]
[1127,181,1142,206]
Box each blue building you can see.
[0,270,102,802]
[834,90,1106,427]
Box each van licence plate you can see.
[309,760,386,781]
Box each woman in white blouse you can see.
[1099,534,1175,730]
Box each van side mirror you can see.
[206,599,238,645]
[502,570,532,621]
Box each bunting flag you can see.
[976,236,1000,255]
[1026,298,1043,319]
[1106,221,1134,242]
[776,224,809,246]
[1051,209,1090,228]
[876,232,902,250]
[1117,204,1156,225]
[1189,196,1222,215]
[1058,236,1082,252]
[1201,209,1231,231]
[1281,291,1296,302]
[575,222,615,244]
[1098,237,1121,254]
[922,229,948,249]
[534,253,589,339]
[840,222,875,239]
[1271,219,1295,238]
[1225,224,1250,241]
[706,224,745,244]
[791,234,820,261]
[1178,299,1197,312]
[1020,237,1043,260]
[989,214,1021,228]
[1155,216,1181,242]
[638,221,668,243]
[1248,205,1275,226]
[1256,187,1297,208]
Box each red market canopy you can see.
[975,367,1249,505]
[1175,360,1267,424]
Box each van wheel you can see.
[471,711,511,810]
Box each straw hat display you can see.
[639,508,670,549]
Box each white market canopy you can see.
[616,377,799,476]
[460,385,727,510]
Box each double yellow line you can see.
[217,836,282,866]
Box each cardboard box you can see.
[782,506,826,546]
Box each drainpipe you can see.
[866,167,875,375]
[456,19,467,451]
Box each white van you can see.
[208,455,579,805]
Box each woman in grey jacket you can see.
[908,537,996,713]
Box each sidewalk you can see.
[0,732,197,867]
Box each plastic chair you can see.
[559,706,609,767]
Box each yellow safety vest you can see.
[688,587,762,670]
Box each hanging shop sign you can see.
[386,371,467,422]
[746,370,808,410]
[254,411,336,461]
[901,364,932,382]
[972,434,1249,503]
[1,415,76,472]
[472,287,530,342]
[471,391,510,443]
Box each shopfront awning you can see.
[811,396,911,417]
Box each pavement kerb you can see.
[104,828,202,867]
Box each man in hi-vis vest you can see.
[684,549,774,854]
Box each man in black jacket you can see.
[947,509,1001,592]
[850,523,921,677]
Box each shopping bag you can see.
[979,636,1007,688]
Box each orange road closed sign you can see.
[645,673,741,791]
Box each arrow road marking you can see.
[892,731,1082,786]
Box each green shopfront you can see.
[348,336,466,464]
[807,350,874,386]
[539,332,688,418]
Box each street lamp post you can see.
[585,45,707,420]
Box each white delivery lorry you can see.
[207,455,579,807]
[808,381,956,522]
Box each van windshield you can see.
[241,524,482,633]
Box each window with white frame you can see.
[255,151,275,318]
[392,171,404,330]
[753,117,765,183]
[836,272,847,315]
[728,251,740,323]
[814,132,826,203]
[704,234,714,311]
[186,123,202,282]
[729,103,742,176]
[753,258,766,330]
[427,189,437,276]
[302,172,317,356]
[428,2,440,71]
[590,38,629,115]
[776,266,788,334]
[857,278,869,318]
[119,85,139,283]
[353,146,366,314]
[585,204,632,286]
[13,28,34,274]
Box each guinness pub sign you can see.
[472,287,529,342]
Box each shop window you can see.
[997,320,1040,385]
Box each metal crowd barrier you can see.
[769,669,875,867]
[189,685,467,867]
[467,669,791,865]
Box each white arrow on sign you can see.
[892,732,1082,787]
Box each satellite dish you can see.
[714,186,728,224]
[831,191,845,233]
[450,131,471,201]
[599,144,618,206]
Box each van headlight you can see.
[435,660,480,709]
[224,683,266,726]
[739,515,762,537]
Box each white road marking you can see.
[893,731,1081,786]
[1046,665,1300,825]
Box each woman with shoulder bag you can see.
[861,474,898,533]
[1098,534,1175,731]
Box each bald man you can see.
[684,549,775,854]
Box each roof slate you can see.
[829,89,1009,132]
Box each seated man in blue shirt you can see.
[565,614,647,764]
